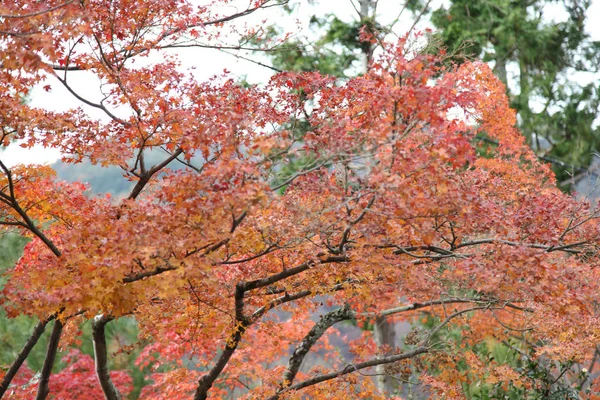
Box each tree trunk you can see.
[373,316,397,394]
[35,319,63,400]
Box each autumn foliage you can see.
[1,1,600,399]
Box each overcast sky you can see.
[2,0,599,167]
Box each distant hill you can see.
[52,160,133,198]
[51,150,198,198]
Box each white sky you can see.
[1,0,599,167]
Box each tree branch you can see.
[251,283,346,322]
[0,317,54,397]
[366,298,484,317]
[425,305,495,342]
[269,300,518,398]
[127,148,183,200]
[122,265,177,283]
[336,196,375,254]
[0,161,62,257]
[35,319,63,400]
[243,256,348,292]
[193,256,346,399]
[53,74,131,126]
[279,305,354,392]
[390,237,588,260]
[123,238,229,284]
[193,283,249,400]
[92,315,121,400]
[274,346,429,397]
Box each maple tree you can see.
[1,1,600,399]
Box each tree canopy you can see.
[1,1,600,399]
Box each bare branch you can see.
[53,74,131,126]
[270,161,329,192]
[122,265,176,283]
[425,305,494,343]
[336,196,375,254]
[251,283,346,321]
[35,319,63,400]
[274,346,428,396]
[230,211,248,234]
[123,238,229,283]
[92,315,122,400]
[193,255,346,399]
[221,243,278,265]
[127,148,184,200]
[267,299,526,398]
[0,317,54,397]
[407,0,433,37]
[391,237,589,261]
[456,238,585,254]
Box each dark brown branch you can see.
[336,196,375,254]
[0,161,61,257]
[49,64,85,71]
[251,290,313,321]
[0,163,66,399]
[202,0,278,26]
[407,0,432,37]
[53,74,131,126]
[230,211,247,234]
[127,148,183,200]
[270,301,519,398]
[272,297,507,397]
[219,49,283,73]
[124,238,229,283]
[251,283,346,321]
[0,29,42,37]
[122,265,176,283]
[243,256,348,292]
[193,283,249,400]
[35,319,63,400]
[366,298,484,317]
[92,315,121,400]
[221,244,278,265]
[193,326,245,400]
[425,305,495,342]
[122,1,284,60]
[270,161,328,191]
[193,254,343,398]
[0,317,54,397]
[390,237,588,262]
[392,244,453,256]
[0,220,27,227]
